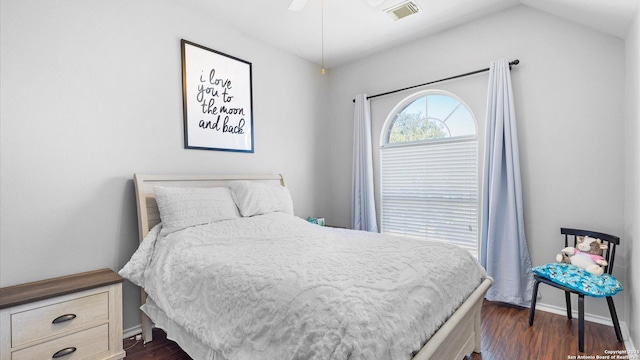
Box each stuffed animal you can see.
[556,236,608,276]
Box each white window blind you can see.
[380,139,478,253]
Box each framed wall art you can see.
[181,39,254,152]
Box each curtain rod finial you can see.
[511,59,520,65]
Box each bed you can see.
[121,173,493,360]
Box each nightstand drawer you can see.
[11,292,109,348]
[11,323,109,360]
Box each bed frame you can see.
[133,173,493,359]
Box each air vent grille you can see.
[385,1,420,21]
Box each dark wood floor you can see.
[123,300,626,360]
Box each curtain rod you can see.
[352,59,520,103]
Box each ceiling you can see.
[190,0,638,68]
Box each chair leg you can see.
[529,279,540,326]
[606,296,623,342]
[578,295,584,352]
[565,291,572,320]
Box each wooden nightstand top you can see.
[0,268,123,309]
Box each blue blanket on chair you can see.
[532,263,623,298]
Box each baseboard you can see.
[535,303,617,327]
[123,324,143,339]
[535,303,633,348]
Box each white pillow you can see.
[154,186,240,235]
[229,181,294,217]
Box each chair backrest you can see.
[561,228,620,275]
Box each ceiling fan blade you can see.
[364,0,385,6]
[288,0,307,11]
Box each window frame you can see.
[378,89,480,255]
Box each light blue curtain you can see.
[352,94,378,232]
[480,59,534,305]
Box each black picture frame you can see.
[181,39,254,152]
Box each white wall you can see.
[625,5,640,349]
[325,5,627,319]
[0,0,327,331]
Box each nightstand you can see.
[0,269,125,360]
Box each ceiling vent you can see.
[385,1,420,21]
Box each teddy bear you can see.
[556,235,608,276]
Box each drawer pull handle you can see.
[52,347,77,358]
[52,313,77,324]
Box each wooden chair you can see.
[528,228,623,352]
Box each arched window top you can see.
[382,91,476,145]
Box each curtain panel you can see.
[480,59,534,305]
[352,94,378,232]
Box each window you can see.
[380,90,478,255]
